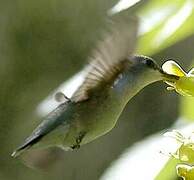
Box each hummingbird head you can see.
[128,55,179,85]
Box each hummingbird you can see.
[12,15,179,157]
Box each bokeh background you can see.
[1,0,194,179]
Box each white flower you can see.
[162,60,194,97]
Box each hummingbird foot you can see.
[71,131,86,150]
[71,144,80,150]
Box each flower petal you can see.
[162,60,186,77]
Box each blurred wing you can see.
[72,16,138,102]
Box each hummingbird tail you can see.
[11,135,43,158]
[11,147,28,158]
[12,100,70,158]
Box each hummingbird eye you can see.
[145,59,154,67]
[145,59,158,70]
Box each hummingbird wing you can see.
[72,16,138,102]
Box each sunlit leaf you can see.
[155,158,179,180]
[137,0,194,55]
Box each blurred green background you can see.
[1,0,194,179]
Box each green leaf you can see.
[155,158,179,180]
[137,0,194,55]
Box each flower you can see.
[176,164,194,180]
[162,60,194,97]
[164,130,194,164]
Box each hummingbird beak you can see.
[158,67,180,82]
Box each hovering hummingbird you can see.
[12,15,179,157]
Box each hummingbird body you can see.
[12,15,178,157]
[63,61,161,147]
